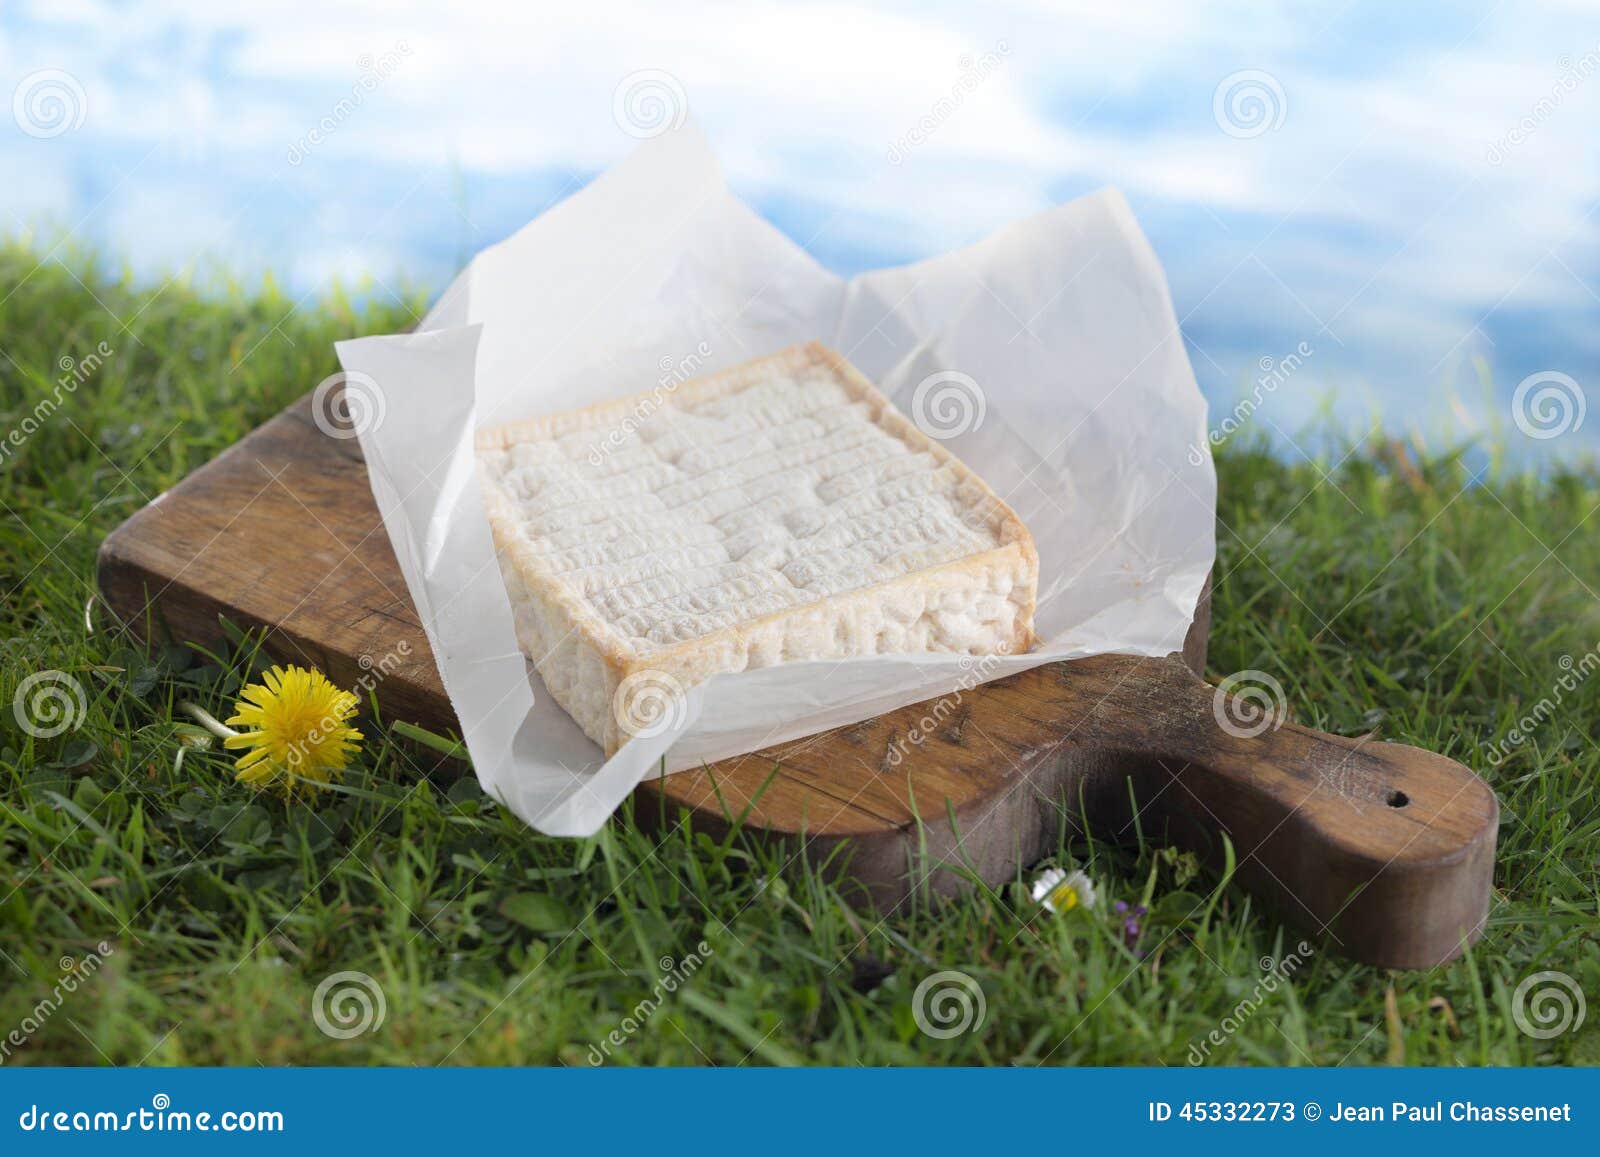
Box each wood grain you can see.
[97,389,1498,969]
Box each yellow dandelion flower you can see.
[221,665,362,795]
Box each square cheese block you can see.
[475,342,1037,755]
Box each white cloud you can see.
[13,1,1593,234]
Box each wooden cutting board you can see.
[98,391,1499,968]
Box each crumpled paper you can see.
[335,121,1215,837]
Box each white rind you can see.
[477,342,1038,756]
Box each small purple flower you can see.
[1119,904,1148,950]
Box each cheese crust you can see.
[476,342,1037,755]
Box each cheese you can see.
[476,342,1037,755]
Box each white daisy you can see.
[1030,867,1096,913]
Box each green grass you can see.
[1,241,1597,1067]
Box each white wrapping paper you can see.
[335,122,1215,837]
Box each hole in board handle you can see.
[1386,789,1409,808]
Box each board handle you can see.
[1084,656,1499,969]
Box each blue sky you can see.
[4,0,1599,457]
